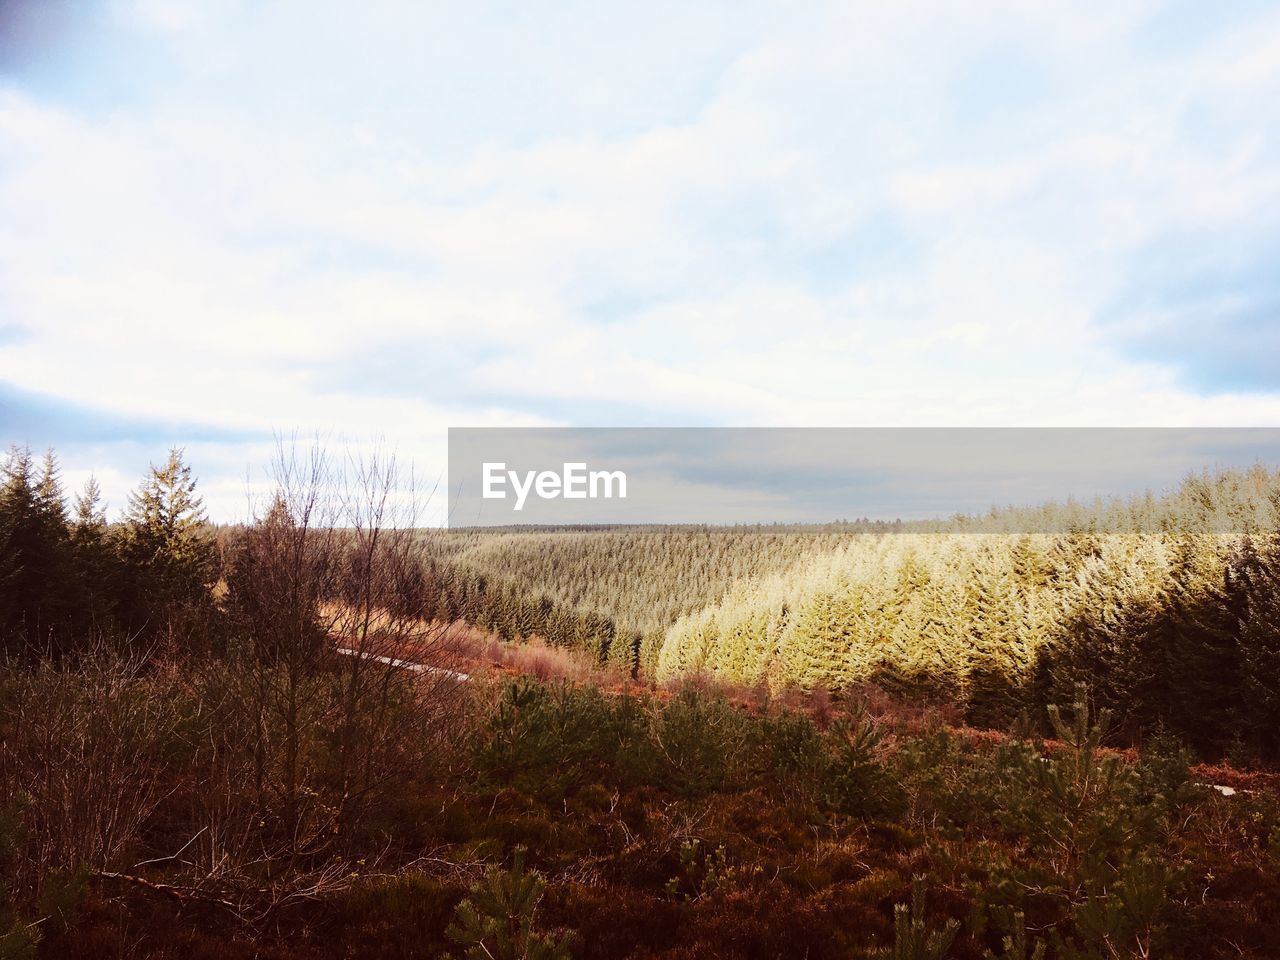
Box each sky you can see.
[2,0,1280,522]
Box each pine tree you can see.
[878,877,959,960]
[983,911,1046,960]
[68,476,116,631]
[117,448,216,644]
[1236,530,1280,758]
[966,541,1024,727]
[0,915,40,960]
[0,446,76,649]
[1045,538,1169,738]
[446,847,572,960]
[0,479,16,629]
[1001,684,1160,909]
[1159,535,1246,750]
[226,492,329,663]
[780,587,854,691]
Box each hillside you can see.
[419,468,1280,756]
[3,445,1280,959]
[414,524,888,671]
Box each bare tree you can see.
[221,438,464,860]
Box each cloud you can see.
[3,0,1280,518]
[0,379,258,444]
[1104,231,1280,392]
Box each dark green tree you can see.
[1158,536,1246,751]
[446,846,571,960]
[0,447,76,650]
[1235,530,1280,758]
[116,448,216,646]
[68,476,117,632]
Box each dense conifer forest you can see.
[415,469,1280,759]
[1,443,1279,958]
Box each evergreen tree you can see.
[68,476,116,631]
[117,448,216,645]
[226,492,329,663]
[1236,530,1280,758]
[446,847,572,960]
[983,912,1046,960]
[999,681,1169,941]
[0,447,76,650]
[1159,536,1246,750]
[878,877,959,960]
[0,481,16,628]
[966,542,1024,727]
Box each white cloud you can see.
[3,0,1280,518]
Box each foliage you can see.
[116,448,218,644]
[0,447,80,648]
[1,443,1279,958]
[0,445,219,655]
[878,877,960,960]
[0,916,39,960]
[664,839,758,901]
[822,713,905,818]
[475,678,654,796]
[446,847,572,960]
[982,911,1045,960]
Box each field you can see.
[2,446,1280,958]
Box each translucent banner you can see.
[447,427,1280,532]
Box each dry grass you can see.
[339,613,628,688]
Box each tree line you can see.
[7,442,1279,760]
[407,525,889,674]
[0,446,217,655]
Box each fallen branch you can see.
[93,870,239,913]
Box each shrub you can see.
[664,839,760,902]
[0,917,39,960]
[1057,855,1170,960]
[877,877,959,960]
[822,715,905,820]
[991,685,1177,954]
[334,871,458,959]
[982,910,1045,960]
[652,689,751,796]
[759,711,827,803]
[446,847,572,960]
[475,678,654,797]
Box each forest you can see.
[1,443,1278,959]
[417,469,1280,759]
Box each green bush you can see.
[664,839,760,902]
[475,679,655,797]
[822,715,905,819]
[982,910,1045,960]
[877,877,959,960]
[758,711,827,803]
[651,689,751,796]
[0,917,39,960]
[447,847,572,960]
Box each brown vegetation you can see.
[2,443,1279,958]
